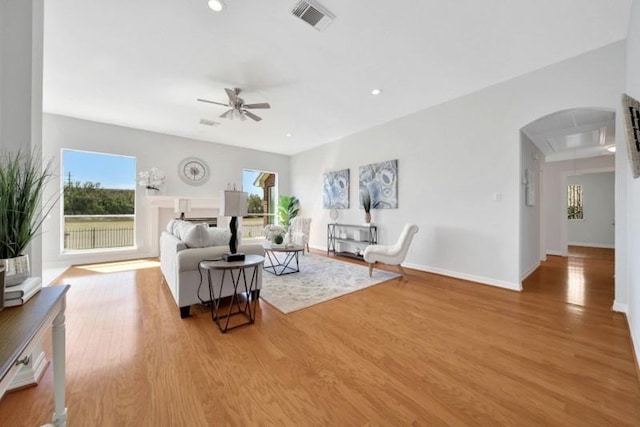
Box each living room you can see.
[2,0,640,425]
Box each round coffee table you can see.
[262,242,304,276]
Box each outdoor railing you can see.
[242,215,275,239]
[64,215,135,250]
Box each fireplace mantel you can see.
[147,195,220,210]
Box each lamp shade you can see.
[174,199,191,215]
[220,191,248,217]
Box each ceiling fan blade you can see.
[197,98,229,107]
[225,88,238,105]
[243,110,262,122]
[244,102,271,109]
[220,109,233,119]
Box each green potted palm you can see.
[0,150,56,287]
[278,195,300,228]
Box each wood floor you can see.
[0,249,638,426]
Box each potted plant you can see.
[278,195,300,228]
[361,188,371,223]
[0,150,56,286]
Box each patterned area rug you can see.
[260,253,400,314]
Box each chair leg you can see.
[398,265,408,281]
[368,263,374,278]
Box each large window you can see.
[567,184,583,220]
[62,149,136,251]
[242,169,277,238]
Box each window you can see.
[567,184,583,220]
[62,149,136,251]
[242,169,277,238]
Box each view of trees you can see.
[247,194,263,214]
[64,181,134,215]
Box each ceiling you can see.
[522,108,616,162]
[43,0,632,156]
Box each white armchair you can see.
[363,223,419,280]
[288,217,312,252]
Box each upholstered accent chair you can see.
[363,223,419,280]
[289,217,312,252]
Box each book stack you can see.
[4,276,42,307]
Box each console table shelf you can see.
[327,223,377,259]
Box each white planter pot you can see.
[2,255,30,287]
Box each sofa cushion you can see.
[166,219,178,235]
[182,223,211,248]
[209,228,231,246]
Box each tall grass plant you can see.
[0,150,57,259]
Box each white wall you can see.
[0,0,45,276]
[567,172,615,247]
[618,0,640,368]
[543,155,615,255]
[519,133,543,280]
[291,41,625,291]
[41,114,290,268]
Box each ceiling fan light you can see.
[208,0,224,12]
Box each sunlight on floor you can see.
[77,259,160,274]
[566,261,586,306]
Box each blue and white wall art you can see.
[323,168,350,208]
[359,160,398,208]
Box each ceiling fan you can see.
[197,88,271,122]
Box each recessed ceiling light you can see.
[607,146,616,153]
[208,0,224,11]
[286,133,293,137]
[371,89,381,95]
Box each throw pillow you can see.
[175,220,191,240]
[166,219,177,235]
[208,228,231,247]
[182,223,212,248]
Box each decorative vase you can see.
[145,187,160,197]
[2,255,30,287]
[365,212,371,224]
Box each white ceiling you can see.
[522,108,616,162]
[43,0,632,156]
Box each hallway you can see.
[523,246,615,310]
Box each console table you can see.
[327,223,378,259]
[0,285,70,426]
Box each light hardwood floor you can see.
[0,249,638,426]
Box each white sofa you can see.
[160,220,264,318]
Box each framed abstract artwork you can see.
[323,168,350,208]
[359,159,398,209]
[623,93,640,178]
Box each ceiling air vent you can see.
[199,118,219,127]
[291,0,335,31]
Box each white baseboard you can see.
[402,262,522,291]
[546,250,566,257]
[630,320,640,380]
[613,301,628,313]
[568,242,615,249]
[520,262,540,282]
[316,245,522,291]
[8,350,48,391]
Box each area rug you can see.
[260,253,400,314]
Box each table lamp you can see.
[220,190,248,261]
